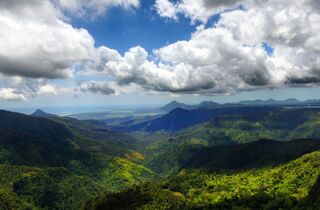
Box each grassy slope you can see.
[102,157,154,192]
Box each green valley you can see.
[1,104,320,209]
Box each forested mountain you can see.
[0,110,154,209]
[160,100,220,112]
[120,106,281,132]
[1,107,320,209]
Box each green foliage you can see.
[2,108,320,209]
[101,157,154,192]
[85,151,320,210]
[0,165,104,210]
[142,108,320,176]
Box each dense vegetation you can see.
[0,110,154,209]
[0,165,103,210]
[83,151,320,210]
[1,106,320,209]
[142,108,320,176]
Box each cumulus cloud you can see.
[154,0,179,21]
[1,0,320,99]
[87,0,320,96]
[0,0,95,79]
[155,0,245,23]
[0,88,26,101]
[79,81,116,95]
[57,0,140,18]
[37,84,58,95]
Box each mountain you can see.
[139,107,320,176]
[2,106,320,209]
[122,106,280,132]
[160,98,320,114]
[160,100,220,112]
[0,110,153,186]
[0,110,72,145]
[238,98,301,105]
[31,109,57,118]
[160,101,190,112]
[197,100,220,108]
[0,109,155,209]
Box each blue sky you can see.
[0,0,320,113]
[72,0,196,53]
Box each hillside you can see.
[83,151,320,210]
[0,110,73,145]
[182,139,320,171]
[1,108,320,209]
[145,138,320,176]
[0,110,154,191]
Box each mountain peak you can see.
[31,109,56,118]
[198,100,219,107]
[160,101,188,112]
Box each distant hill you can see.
[160,101,190,112]
[160,100,220,112]
[31,109,57,118]
[123,106,280,132]
[160,98,320,112]
[238,98,301,105]
[197,100,220,108]
[0,110,72,145]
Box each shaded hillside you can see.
[302,176,320,208]
[0,128,102,170]
[145,138,320,176]
[0,110,72,145]
[182,139,320,171]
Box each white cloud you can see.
[57,0,140,18]
[154,0,179,21]
[1,0,320,100]
[87,0,320,96]
[37,85,58,95]
[0,88,26,101]
[155,0,245,23]
[0,0,95,79]
[79,81,116,95]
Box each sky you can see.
[0,0,320,113]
